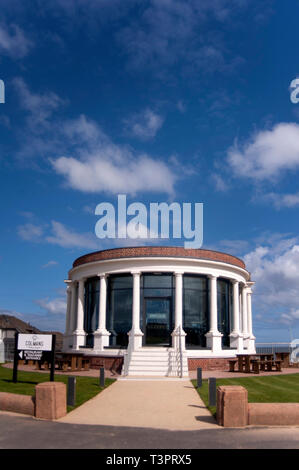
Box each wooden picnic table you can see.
[235,353,283,374]
[56,353,90,371]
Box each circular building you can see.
[63,246,255,376]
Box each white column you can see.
[73,278,86,350]
[94,274,110,351]
[229,280,243,351]
[172,271,186,350]
[242,284,249,349]
[70,282,77,334]
[205,274,222,353]
[128,271,143,350]
[246,282,256,353]
[62,280,72,350]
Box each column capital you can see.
[231,279,239,285]
[207,274,218,280]
[97,273,108,280]
[131,270,141,276]
[174,271,184,277]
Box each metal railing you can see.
[256,342,292,354]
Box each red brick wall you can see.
[188,357,235,371]
[73,246,245,270]
[89,356,124,373]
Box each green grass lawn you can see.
[192,374,299,416]
[0,364,115,412]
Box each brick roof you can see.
[73,246,246,269]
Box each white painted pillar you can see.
[128,271,143,350]
[246,282,256,353]
[229,280,243,351]
[70,282,77,334]
[73,278,86,350]
[94,274,110,351]
[205,274,222,353]
[62,280,72,350]
[242,284,249,349]
[172,272,186,350]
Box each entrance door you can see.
[143,297,172,346]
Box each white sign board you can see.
[17,334,53,351]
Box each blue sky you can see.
[1,0,299,342]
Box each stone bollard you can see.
[217,385,248,427]
[35,382,67,420]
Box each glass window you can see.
[183,275,209,348]
[106,274,133,348]
[143,274,173,289]
[217,278,232,347]
[140,273,174,338]
[84,277,100,347]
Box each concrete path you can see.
[58,379,217,430]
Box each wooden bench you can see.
[228,360,238,372]
[250,359,260,374]
[258,359,283,372]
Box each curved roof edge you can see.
[73,246,246,270]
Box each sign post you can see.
[12,332,19,383]
[13,333,56,383]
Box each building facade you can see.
[63,247,255,376]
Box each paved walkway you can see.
[58,379,217,430]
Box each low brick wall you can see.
[0,382,67,420]
[89,355,124,373]
[188,357,234,371]
[249,403,299,426]
[0,392,35,416]
[217,385,299,427]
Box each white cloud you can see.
[261,192,299,209]
[228,122,299,181]
[244,236,299,325]
[51,115,177,195]
[211,173,229,192]
[17,223,44,241]
[13,77,64,130]
[0,24,32,58]
[118,0,249,75]
[42,260,59,268]
[18,219,99,250]
[35,297,67,316]
[45,220,99,250]
[124,108,164,140]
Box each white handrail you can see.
[179,325,183,378]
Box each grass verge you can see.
[0,364,115,412]
[192,373,299,417]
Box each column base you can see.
[128,329,144,350]
[242,334,250,350]
[205,330,223,353]
[247,335,256,353]
[93,329,111,351]
[171,326,187,351]
[229,332,243,351]
[72,330,86,350]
